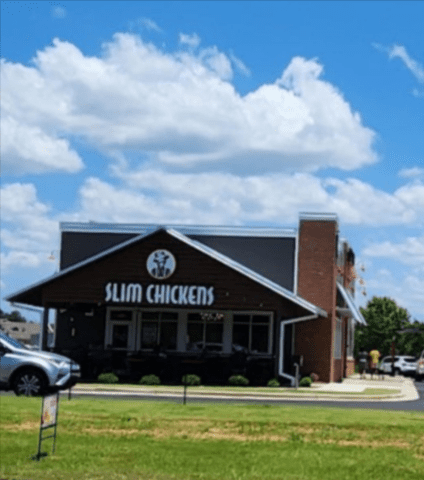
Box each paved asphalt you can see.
[62,379,424,411]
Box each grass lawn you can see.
[1,395,423,480]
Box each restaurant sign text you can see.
[105,282,214,306]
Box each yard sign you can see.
[33,393,59,461]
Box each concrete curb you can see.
[67,376,419,402]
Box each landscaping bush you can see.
[97,372,119,384]
[139,374,161,385]
[267,378,280,388]
[182,374,201,386]
[228,375,249,386]
[299,376,312,387]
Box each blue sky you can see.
[1,1,424,322]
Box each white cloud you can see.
[0,183,59,272]
[51,6,66,19]
[0,251,43,270]
[229,52,250,76]
[364,270,424,320]
[103,166,423,226]
[128,17,162,33]
[387,45,424,83]
[412,88,424,98]
[398,167,424,178]
[374,43,424,97]
[362,236,424,270]
[179,33,201,49]
[1,116,84,174]
[2,34,377,176]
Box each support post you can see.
[41,307,49,351]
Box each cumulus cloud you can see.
[2,33,377,176]
[365,270,424,320]
[1,116,84,174]
[76,165,422,227]
[362,236,424,270]
[1,183,59,272]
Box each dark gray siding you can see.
[191,235,295,291]
[60,232,137,269]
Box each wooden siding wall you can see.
[43,231,308,317]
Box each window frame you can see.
[232,311,273,355]
[138,310,179,352]
[105,307,137,351]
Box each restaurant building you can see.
[5,212,365,385]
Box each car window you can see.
[403,357,416,362]
[0,332,26,349]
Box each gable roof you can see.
[5,227,326,317]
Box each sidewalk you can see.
[68,374,419,402]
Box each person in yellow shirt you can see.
[369,348,381,379]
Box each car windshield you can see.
[403,357,416,362]
[0,332,27,349]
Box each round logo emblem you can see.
[146,249,176,279]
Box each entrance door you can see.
[105,309,136,350]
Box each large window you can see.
[140,311,178,351]
[187,313,224,351]
[232,314,272,354]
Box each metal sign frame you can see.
[33,392,60,461]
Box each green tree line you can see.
[355,297,424,357]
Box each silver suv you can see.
[0,332,81,396]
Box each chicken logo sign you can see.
[146,250,176,280]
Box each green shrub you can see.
[228,375,249,386]
[182,374,201,386]
[97,372,119,384]
[299,376,312,387]
[267,378,280,388]
[139,374,161,385]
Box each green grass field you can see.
[1,395,423,480]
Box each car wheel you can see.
[12,369,46,396]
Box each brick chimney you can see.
[295,213,339,382]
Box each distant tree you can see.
[6,310,27,323]
[397,321,424,357]
[354,297,410,357]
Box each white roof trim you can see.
[299,212,338,222]
[337,283,366,325]
[5,227,325,317]
[59,221,297,238]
